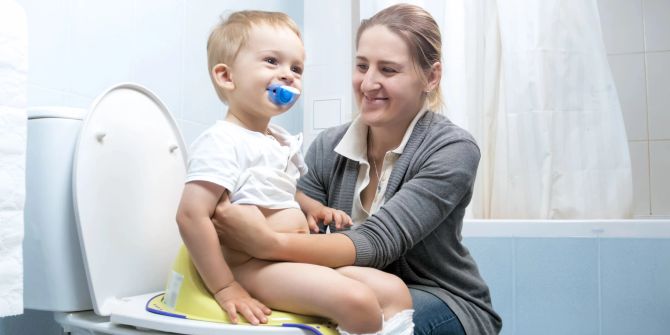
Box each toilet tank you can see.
[24,107,92,311]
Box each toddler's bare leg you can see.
[336,266,412,320]
[232,259,383,333]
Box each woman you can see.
[213,4,502,334]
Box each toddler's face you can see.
[227,24,305,120]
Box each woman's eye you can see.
[264,57,278,65]
[356,64,368,71]
[382,67,397,73]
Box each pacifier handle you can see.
[267,84,300,106]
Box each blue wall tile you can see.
[464,238,515,335]
[600,239,670,335]
[515,238,600,335]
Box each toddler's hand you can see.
[306,206,353,233]
[214,281,271,325]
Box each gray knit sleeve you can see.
[341,137,480,268]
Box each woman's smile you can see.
[362,94,389,108]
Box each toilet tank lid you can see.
[28,106,86,120]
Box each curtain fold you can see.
[459,0,633,219]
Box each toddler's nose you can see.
[280,74,293,85]
[279,67,295,84]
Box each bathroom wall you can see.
[598,0,670,217]
[14,0,669,217]
[0,1,303,334]
[14,0,304,146]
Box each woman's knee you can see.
[410,289,465,335]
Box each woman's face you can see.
[353,25,427,129]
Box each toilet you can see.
[23,83,336,335]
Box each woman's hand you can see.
[305,206,353,233]
[211,194,278,259]
[213,281,271,325]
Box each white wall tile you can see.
[646,52,670,140]
[61,91,94,109]
[313,99,342,129]
[27,84,65,107]
[68,0,137,97]
[303,1,353,148]
[608,54,648,141]
[629,141,651,216]
[18,0,72,92]
[649,140,670,215]
[598,0,645,54]
[177,119,208,148]
[305,1,351,66]
[181,1,227,125]
[132,0,184,119]
[643,0,670,51]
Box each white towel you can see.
[0,0,28,317]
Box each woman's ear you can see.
[212,63,235,91]
[425,61,442,92]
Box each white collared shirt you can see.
[334,110,428,224]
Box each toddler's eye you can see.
[291,65,303,74]
[264,57,278,65]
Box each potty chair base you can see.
[144,245,338,335]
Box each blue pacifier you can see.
[267,84,300,106]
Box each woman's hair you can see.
[207,10,301,102]
[356,4,443,111]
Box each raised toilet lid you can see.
[72,84,326,335]
[73,83,186,316]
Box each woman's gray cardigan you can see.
[297,112,502,334]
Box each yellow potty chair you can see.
[147,245,339,335]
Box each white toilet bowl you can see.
[24,83,330,335]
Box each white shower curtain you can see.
[459,0,633,219]
[362,0,633,219]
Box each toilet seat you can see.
[68,83,324,334]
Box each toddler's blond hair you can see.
[207,10,301,102]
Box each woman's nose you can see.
[360,71,381,92]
